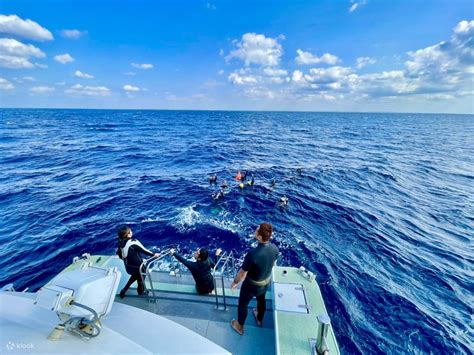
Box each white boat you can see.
[0,250,339,354]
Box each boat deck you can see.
[47,254,339,354]
[115,270,275,355]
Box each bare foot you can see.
[253,308,262,327]
[231,319,244,335]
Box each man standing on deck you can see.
[230,222,279,335]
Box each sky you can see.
[0,0,473,113]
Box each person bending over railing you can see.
[116,225,160,298]
[170,248,222,294]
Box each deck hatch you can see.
[274,282,309,314]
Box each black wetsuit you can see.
[238,243,279,325]
[173,253,216,294]
[117,238,154,295]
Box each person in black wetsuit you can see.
[247,174,255,186]
[212,190,225,201]
[221,180,229,189]
[116,225,160,298]
[171,248,222,294]
[208,174,217,184]
[230,223,279,335]
[279,195,289,207]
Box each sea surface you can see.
[0,109,472,354]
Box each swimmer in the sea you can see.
[279,195,289,207]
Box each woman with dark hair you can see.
[116,225,160,298]
[171,247,222,294]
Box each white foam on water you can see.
[173,203,202,232]
[141,216,164,223]
[173,204,243,234]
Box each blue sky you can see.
[0,0,473,113]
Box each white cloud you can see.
[226,33,284,66]
[65,84,111,97]
[54,53,74,64]
[263,68,288,76]
[0,14,53,41]
[356,56,376,69]
[270,77,285,84]
[403,19,474,92]
[60,29,86,39]
[0,38,45,58]
[123,84,140,92]
[218,69,224,75]
[244,86,277,100]
[0,77,14,90]
[0,55,34,69]
[206,2,217,10]
[292,70,304,83]
[131,62,153,69]
[12,76,35,83]
[74,70,94,79]
[0,38,46,69]
[219,48,224,56]
[454,19,474,35]
[295,49,339,65]
[349,1,367,13]
[29,86,55,94]
[255,19,471,106]
[306,66,354,84]
[202,79,224,88]
[228,71,258,85]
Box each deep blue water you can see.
[0,109,473,354]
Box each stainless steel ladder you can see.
[212,251,236,311]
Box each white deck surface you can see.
[0,292,229,354]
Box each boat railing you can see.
[309,314,332,355]
[212,250,236,310]
[140,249,174,304]
[139,249,236,310]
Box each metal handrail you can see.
[212,251,236,310]
[138,249,236,310]
[139,249,173,303]
[212,251,227,273]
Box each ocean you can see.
[0,108,472,354]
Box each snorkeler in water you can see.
[212,190,225,201]
[296,168,303,176]
[208,174,217,184]
[221,180,229,189]
[279,195,289,207]
[247,174,255,186]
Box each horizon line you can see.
[1,106,472,116]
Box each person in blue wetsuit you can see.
[116,225,160,298]
[171,248,222,294]
[230,223,279,335]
